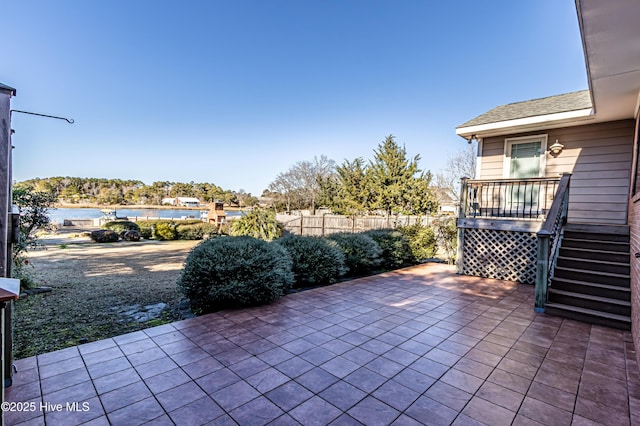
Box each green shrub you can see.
[136,221,154,239]
[102,220,140,233]
[363,228,415,269]
[275,235,347,288]
[230,208,283,241]
[90,229,119,243]
[177,236,293,313]
[434,217,457,264]
[176,222,220,240]
[398,223,437,261]
[325,232,382,276]
[153,222,177,240]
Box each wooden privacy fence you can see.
[279,214,434,236]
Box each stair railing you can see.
[535,173,571,312]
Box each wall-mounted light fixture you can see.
[549,139,564,155]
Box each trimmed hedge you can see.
[398,224,437,261]
[153,222,177,240]
[275,235,347,288]
[176,223,220,240]
[102,220,140,233]
[363,228,414,269]
[325,232,382,276]
[177,236,293,313]
[230,209,283,241]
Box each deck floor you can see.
[5,263,639,425]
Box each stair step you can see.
[551,277,630,300]
[561,237,629,252]
[556,256,630,275]
[559,247,629,263]
[553,266,629,287]
[548,288,630,316]
[544,302,630,330]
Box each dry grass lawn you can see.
[13,233,200,359]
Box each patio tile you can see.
[168,396,225,426]
[408,356,449,379]
[275,356,314,378]
[156,381,207,412]
[341,347,377,365]
[135,356,180,380]
[144,367,192,394]
[266,381,314,411]
[38,356,85,380]
[518,396,573,425]
[372,380,420,411]
[365,357,405,379]
[423,347,461,367]
[392,368,437,393]
[44,395,104,426]
[295,367,339,393]
[342,367,386,393]
[229,396,285,425]
[321,356,361,378]
[257,347,296,365]
[319,381,368,411]
[282,338,317,355]
[424,381,472,411]
[92,367,140,394]
[5,380,41,402]
[405,395,458,426]
[476,381,525,412]
[227,356,270,379]
[78,338,117,355]
[526,381,576,413]
[37,346,79,366]
[462,396,516,426]
[127,347,167,366]
[100,381,152,413]
[440,368,484,394]
[86,356,132,379]
[289,396,342,426]
[488,368,532,394]
[210,380,260,411]
[45,380,97,406]
[381,347,419,366]
[453,357,494,380]
[347,396,400,426]
[196,368,241,394]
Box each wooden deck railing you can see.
[459,177,562,220]
[534,173,571,312]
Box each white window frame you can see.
[502,134,548,178]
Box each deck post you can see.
[535,230,550,312]
[456,178,469,274]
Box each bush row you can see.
[101,220,220,241]
[177,225,439,314]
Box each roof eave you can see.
[455,107,594,139]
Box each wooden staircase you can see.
[545,224,631,330]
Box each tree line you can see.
[265,135,439,216]
[15,177,260,207]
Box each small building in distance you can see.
[161,197,201,207]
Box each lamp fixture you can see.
[549,139,564,155]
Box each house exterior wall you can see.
[628,112,640,367]
[478,120,635,225]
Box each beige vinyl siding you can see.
[478,120,634,224]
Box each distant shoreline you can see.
[53,203,243,212]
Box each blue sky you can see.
[3,1,587,196]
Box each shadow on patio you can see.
[5,263,640,425]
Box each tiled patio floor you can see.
[5,263,640,425]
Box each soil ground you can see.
[12,226,200,359]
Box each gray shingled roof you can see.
[457,90,592,129]
[0,83,16,95]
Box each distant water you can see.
[47,207,242,224]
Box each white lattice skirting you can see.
[461,228,537,284]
